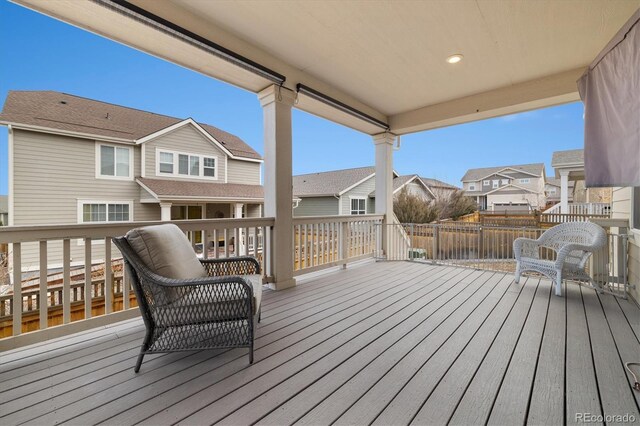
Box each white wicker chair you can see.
[513,221,607,296]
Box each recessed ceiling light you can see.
[446,54,464,64]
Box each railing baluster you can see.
[39,240,48,330]
[203,231,209,260]
[12,242,22,336]
[122,259,130,310]
[224,228,230,258]
[84,238,92,319]
[105,237,113,315]
[63,239,71,323]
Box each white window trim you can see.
[77,200,134,224]
[95,142,134,181]
[349,196,367,215]
[155,148,219,181]
[492,180,499,189]
[468,184,476,191]
[519,178,530,184]
[483,180,490,186]
[501,179,509,185]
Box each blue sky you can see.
[0,1,585,195]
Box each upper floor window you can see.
[519,178,530,184]
[98,144,132,179]
[548,187,557,194]
[501,179,509,185]
[351,197,366,215]
[80,201,132,223]
[483,180,490,186]
[157,149,218,179]
[492,180,499,189]
[468,184,476,191]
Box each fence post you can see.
[432,225,439,264]
[409,224,414,261]
[340,221,349,269]
[478,225,484,263]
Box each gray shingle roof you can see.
[293,167,375,197]
[420,177,459,190]
[546,178,575,188]
[0,91,261,160]
[461,163,545,182]
[137,178,263,200]
[551,149,583,167]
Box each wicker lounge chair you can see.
[513,221,607,296]
[113,224,262,372]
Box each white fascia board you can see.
[136,118,263,163]
[494,167,541,178]
[1,122,134,144]
[135,179,161,201]
[338,173,376,196]
[485,183,538,195]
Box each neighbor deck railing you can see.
[0,217,274,346]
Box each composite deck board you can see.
[582,286,640,421]
[0,262,637,426]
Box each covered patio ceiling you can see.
[14,0,640,134]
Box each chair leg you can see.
[134,351,146,373]
[555,274,563,296]
[135,329,153,373]
[514,263,521,284]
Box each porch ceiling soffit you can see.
[14,0,640,135]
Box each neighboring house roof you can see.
[369,174,434,198]
[461,163,545,182]
[551,149,584,168]
[0,195,7,214]
[546,178,576,189]
[420,177,459,191]
[293,166,376,197]
[0,91,262,160]
[137,178,264,202]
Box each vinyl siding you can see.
[294,197,339,217]
[144,125,227,182]
[341,176,376,215]
[12,129,159,269]
[404,182,432,200]
[227,159,261,185]
[246,204,262,218]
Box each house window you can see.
[157,149,218,179]
[468,184,476,191]
[492,180,499,189]
[159,151,174,174]
[81,202,131,223]
[483,180,490,186]
[548,187,557,194]
[519,178,530,184]
[501,179,509,185]
[98,144,131,178]
[350,198,366,215]
[203,157,216,177]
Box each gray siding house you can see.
[461,163,547,211]
[292,167,439,217]
[0,91,264,269]
[0,195,7,226]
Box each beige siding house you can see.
[293,166,445,217]
[0,91,264,269]
[461,163,546,211]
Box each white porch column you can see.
[234,203,245,254]
[160,202,172,221]
[560,170,569,214]
[373,132,395,256]
[259,85,296,290]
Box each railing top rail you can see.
[0,217,276,243]
[293,214,384,225]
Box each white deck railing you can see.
[543,202,611,215]
[293,214,383,275]
[0,217,274,348]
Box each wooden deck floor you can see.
[1,262,639,425]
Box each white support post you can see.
[373,132,395,257]
[560,170,569,214]
[160,202,172,221]
[259,85,296,290]
[235,203,245,255]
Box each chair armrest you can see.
[554,243,596,269]
[513,237,542,261]
[199,256,261,276]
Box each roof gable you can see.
[461,163,544,182]
[485,183,538,195]
[0,90,262,161]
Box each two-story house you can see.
[292,167,439,217]
[0,91,264,269]
[461,163,546,212]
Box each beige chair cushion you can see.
[125,224,207,280]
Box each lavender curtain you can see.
[578,9,640,187]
